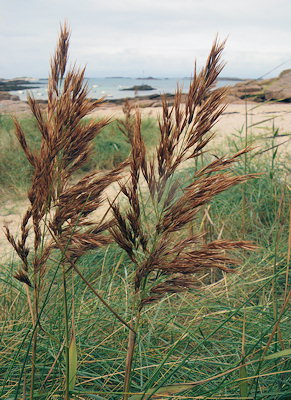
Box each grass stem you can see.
[123,306,141,400]
[62,266,70,400]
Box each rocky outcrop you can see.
[263,69,291,101]
[0,78,40,92]
[136,76,160,80]
[228,69,291,102]
[0,91,20,101]
[121,84,156,91]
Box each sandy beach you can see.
[88,100,291,150]
[0,97,290,157]
[2,97,291,140]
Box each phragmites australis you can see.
[111,40,258,400]
[111,39,258,309]
[5,23,127,289]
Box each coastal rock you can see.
[0,78,40,92]
[121,84,156,91]
[136,76,159,80]
[228,69,291,102]
[263,69,291,101]
[0,91,20,101]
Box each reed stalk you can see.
[30,257,40,399]
[123,306,141,400]
[242,97,249,237]
[4,23,129,397]
[112,39,258,398]
[62,265,70,400]
[285,205,291,302]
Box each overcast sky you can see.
[1,0,291,79]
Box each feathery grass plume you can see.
[111,39,258,400]
[4,23,128,398]
[5,23,126,284]
[117,99,136,144]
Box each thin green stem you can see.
[29,318,37,400]
[123,299,141,400]
[242,97,248,237]
[62,265,70,400]
[29,271,39,400]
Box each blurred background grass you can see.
[0,115,159,196]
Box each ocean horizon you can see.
[9,76,242,101]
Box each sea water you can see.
[10,77,240,101]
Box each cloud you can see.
[1,0,291,78]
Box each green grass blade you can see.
[68,333,77,391]
[239,364,249,399]
[264,348,291,360]
[129,383,192,400]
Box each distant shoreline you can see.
[0,79,41,92]
[0,76,246,93]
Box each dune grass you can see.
[0,24,290,400]
[0,156,289,399]
[0,115,39,194]
[1,110,289,400]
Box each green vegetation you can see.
[1,110,289,400]
[0,115,159,195]
[87,118,158,171]
[0,152,289,399]
[0,115,40,194]
[0,24,290,400]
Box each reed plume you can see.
[5,23,127,287]
[5,23,127,399]
[110,39,258,400]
